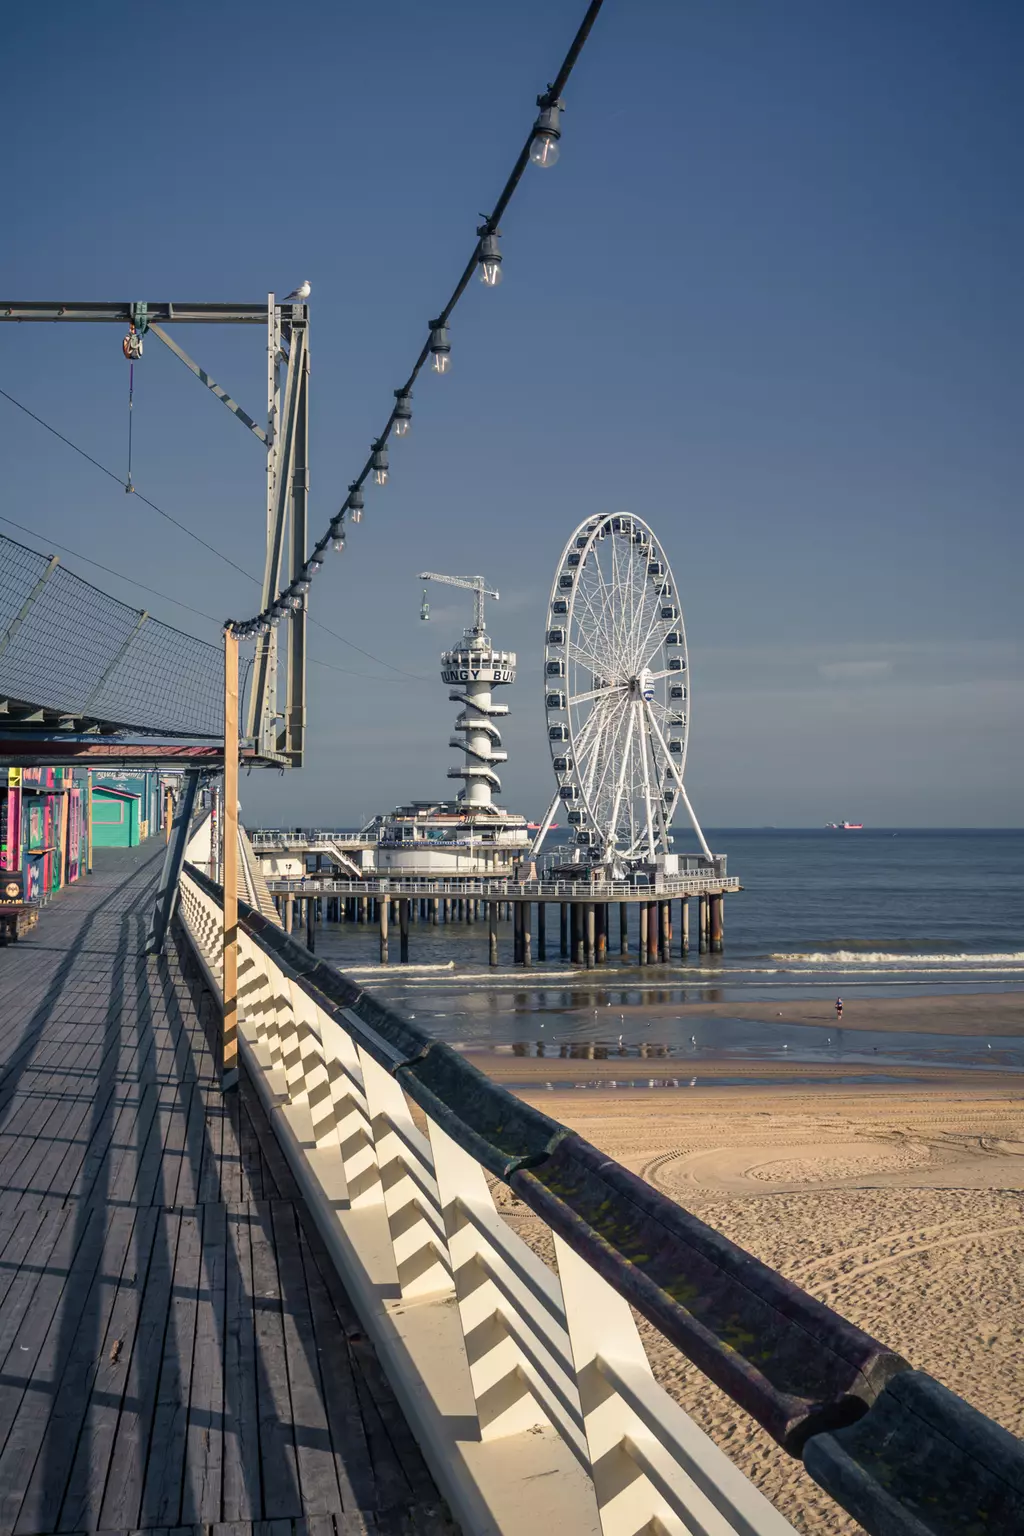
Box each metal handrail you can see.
[264,874,740,897]
[178,859,1024,1536]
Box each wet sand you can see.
[486,1059,1024,1534]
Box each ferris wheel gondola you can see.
[536,512,713,876]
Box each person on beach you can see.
[835,997,843,1020]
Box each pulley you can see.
[122,322,143,360]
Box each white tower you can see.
[419,573,516,808]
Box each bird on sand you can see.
[284,280,311,300]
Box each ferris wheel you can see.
[538,513,712,874]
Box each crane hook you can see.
[419,587,430,621]
[122,322,143,361]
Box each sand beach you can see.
[482,992,1024,1534]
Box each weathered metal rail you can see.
[178,854,1024,1536]
[263,873,740,898]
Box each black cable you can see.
[0,385,256,583]
[236,0,607,633]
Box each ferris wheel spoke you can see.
[570,682,627,707]
[590,694,632,814]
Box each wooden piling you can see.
[584,903,595,968]
[400,898,410,963]
[379,894,389,964]
[522,902,532,967]
[620,902,629,955]
[638,901,648,966]
[489,901,499,966]
[680,897,690,955]
[306,899,315,952]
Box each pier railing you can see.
[178,859,1024,1536]
[262,873,741,897]
[251,829,374,846]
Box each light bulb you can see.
[374,465,389,486]
[394,416,410,437]
[372,441,389,484]
[393,389,413,435]
[478,229,502,287]
[333,535,346,552]
[432,351,450,374]
[479,259,502,288]
[351,506,362,523]
[529,132,560,168]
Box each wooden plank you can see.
[222,1203,260,1523]
[180,1201,226,1524]
[269,1201,341,1515]
[98,1208,182,1533]
[248,1201,301,1519]
[56,1205,161,1533]
[139,1207,203,1526]
[6,1204,138,1535]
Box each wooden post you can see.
[680,896,690,955]
[639,901,648,966]
[710,892,724,952]
[86,771,93,876]
[595,903,607,964]
[619,901,629,955]
[522,902,532,967]
[584,903,595,968]
[379,893,389,963]
[400,898,410,962]
[222,627,239,1091]
[571,903,584,965]
[489,900,499,966]
[560,902,569,958]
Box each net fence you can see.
[0,533,224,738]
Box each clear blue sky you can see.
[3,0,1021,827]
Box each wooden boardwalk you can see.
[0,843,454,1536]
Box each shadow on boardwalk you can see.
[0,844,456,1536]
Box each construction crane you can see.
[418,572,499,638]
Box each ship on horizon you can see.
[826,820,864,830]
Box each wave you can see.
[769,951,1024,966]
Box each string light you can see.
[429,320,451,373]
[477,229,503,287]
[530,98,563,167]
[226,0,605,639]
[393,388,413,436]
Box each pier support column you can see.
[571,903,584,965]
[710,893,724,953]
[584,903,595,968]
[560,903,569,958]
[513,902,523,964]
[306,900,315,952]
[379,897,389,964]
[647,901,659,963]
[467,898,475,925]
[284,895,294,934]
[359,895,368,924]
[489,901,499,966]
[659,900,671,964]
[619,902,629,956]
[638,902,648,966]
[431,898,439,925]
[522,902,532,967]
[680,897,690,956]
[399,898,410,963]
[698,892,709,953]
[537,902,546,961]
[595,903,607,964]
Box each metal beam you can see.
[0,301,281,324]
[147,769,201,954]
[149,325,267,442]
[0,555,59,659]
[284,324,309,765]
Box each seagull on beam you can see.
[283,280,311,301]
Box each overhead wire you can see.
[230,0,607,637]
[0,389,426,680]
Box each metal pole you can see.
[147,769,200,955]
[619,902,629,955]
[222,628,239,1092]
[660,900,671,964]
[647,901,659,963]
[489,900,499,966]
[699,892,709,954]
[513,901,523,964]
[400,898,410,963]
[86,771,93,875]
[584,903,595,968]
[560,902,569,958]
[306,898,315,951]
[710,893,724,953]
[639,902,648,966]
[537,901,546,961]
[379,893,389,963]
[522,902,532,967]
[680,897,690,955]
[595,903,607,964]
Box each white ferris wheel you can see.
[537,513,713,876]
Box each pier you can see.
[0,842,451,1534]
[258,872,738,966]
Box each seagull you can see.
[689,1077,697,1087]
[283,280,311,301]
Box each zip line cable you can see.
[229,0,606,638]
[0,388,426,679]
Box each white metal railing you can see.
[177,863,793,1536]
[251,828,374,847]
[263,874,740,897]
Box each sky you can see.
[2,0,1021,828]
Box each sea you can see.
[312,829,1024,1080]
